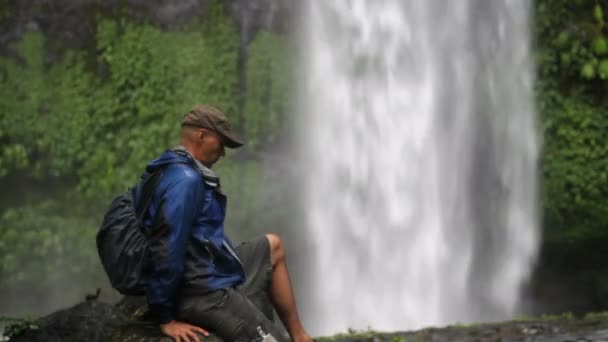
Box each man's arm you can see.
[145,166,208,340]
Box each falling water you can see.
[297,0,539,335]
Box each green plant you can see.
[1,316,39,340]
[244,31,289,149]
[534,0,608,306]
[0,201,101,291]
[583,311,608,320]
[0,0,289,297]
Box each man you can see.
[135,105,312,342]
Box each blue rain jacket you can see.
[134,149,245,323]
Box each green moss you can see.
[513,312,575,322]
[583,311,608,320]
[447,321,485,329]
[1,316,40,340]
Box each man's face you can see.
[198,129,225,167]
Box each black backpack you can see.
[96,170,163,296]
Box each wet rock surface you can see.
[4,297,608,342]
[5,296,224,342]
[322,317,608,342]
[5,299,126,342]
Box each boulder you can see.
[5,296,223,342]
[5,295,608,342]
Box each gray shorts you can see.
[178,236,288,342]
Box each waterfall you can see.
[297,0,539,335]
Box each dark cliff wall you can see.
[0,0,294,116]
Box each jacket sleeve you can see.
[146,166,203,324]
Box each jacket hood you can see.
[144,147,220,188]
[145,150,195,174]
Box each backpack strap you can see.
[134,170,163,220]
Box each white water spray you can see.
[298,1,539,335]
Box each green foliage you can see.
[84,11,239,198]
[536,0,608,308]
[1,317,39,340]
[244,31,289,149]
[536,0,608,243]
[0,0,289,300]
[541,96,608,242]
[448,322,484,329]
[315,327,380,341]
[216,160,263,232]
[583,311,608,320]
[513,312,575,322]
[0,2,241,200]
[0,201,101,291]
[536,0,608,84]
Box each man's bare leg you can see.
[266,234,313,342]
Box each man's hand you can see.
[160,320,210,342]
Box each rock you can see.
[5,301,608,342]
[5,297,224,342]
[6,300,125,342]
[310,315,608,342]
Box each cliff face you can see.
[0,0,292,57]
[0,0,293,120]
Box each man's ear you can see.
[198,128,207,140]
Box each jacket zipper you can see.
[222,239,245,271]
[203,239,215,265]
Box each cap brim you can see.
[222,131,244,148]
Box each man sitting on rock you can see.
[135,105,312,342]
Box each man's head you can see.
[180,105,243,167]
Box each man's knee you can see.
[266,233,285,266]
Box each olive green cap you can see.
[182,104,244,148]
